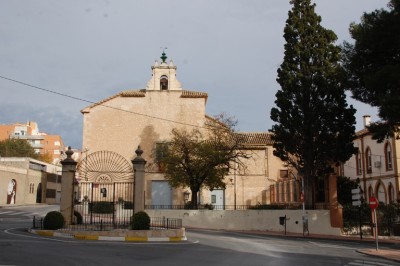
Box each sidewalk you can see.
[231,229,400,263]
[357,248,400,263]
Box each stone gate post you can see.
[131,146,147,213]
[60,146,77,225]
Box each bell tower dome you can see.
[145,51,182,91]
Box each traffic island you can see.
[29,228,187,242]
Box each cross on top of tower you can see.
[160,47,168,63]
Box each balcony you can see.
[30,143,44,149]
[9,134,45,140]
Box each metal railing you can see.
[32,215,182,231]
[150,217,182,229]
[145,203,333,210]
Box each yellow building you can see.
[343,115,400,203]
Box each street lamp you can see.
[183,191,190,203]
[289,170,307,236]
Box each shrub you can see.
[130,211,150,230]
[74,211,83,225]
[123,201,134,210]
[203,203,214,210]
[43,211,64,230]
[90,201,114,213]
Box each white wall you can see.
[146,209,342,236]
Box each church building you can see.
[79,53,292,208]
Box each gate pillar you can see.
[132,146,147,213]
[60,147,77,226]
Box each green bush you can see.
[130,211,150,230]
[90,202,114,213]
[123,201,134,210]
[43,211,64,230]
[74,211,83,225]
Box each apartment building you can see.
[0,121,66,164]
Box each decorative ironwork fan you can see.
[77,150,133,182]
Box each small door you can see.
[210,189,224,209]
[151,181,172,208]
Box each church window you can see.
[160,75,168,90]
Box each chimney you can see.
[363,115,371,128]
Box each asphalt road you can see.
[0,205,398,266]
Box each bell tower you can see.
[145,51,182,91]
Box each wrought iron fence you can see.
[145,203,331,210]
[32,215,182,231]
[150,217,182,229]
[32,216,43,229]
[342,203,400,237]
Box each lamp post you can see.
[234,166,237,210]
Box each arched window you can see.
[356,149,362,175]
[376,182,386,204]
[276,183,280,203]
[388,183,395,203]
[385,142,393,170]
[368,186,373,198]
[160,75,168,90]
[270,184,275,203]
[293,180,300,202]
[365,147,372,174]
[286,182,290,202]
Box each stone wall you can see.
[146,209,342,236]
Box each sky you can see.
[0,0,387,149]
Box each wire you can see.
[342,163,396,176]
[0,75,214,130]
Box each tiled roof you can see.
[236,132,274,146]
[181,90,208,99]
[356,128,369,137]
[120,90,146,97]
[81,89,206,112]
[81,89,145,111]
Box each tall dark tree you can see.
[159,114,248,209]
[337,176,359,206]
[342,0,400,142]
[270,0,357,208]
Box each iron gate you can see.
[74,181,134,229]
[74,150,134,229]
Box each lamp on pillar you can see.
[60,146,77,226]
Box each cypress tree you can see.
[270,0,357,208]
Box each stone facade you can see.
[0,157,62,206]
[343,115,400,203]
[80,54,289,207]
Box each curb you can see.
[356,249,400,263]
[29,229,187,242]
